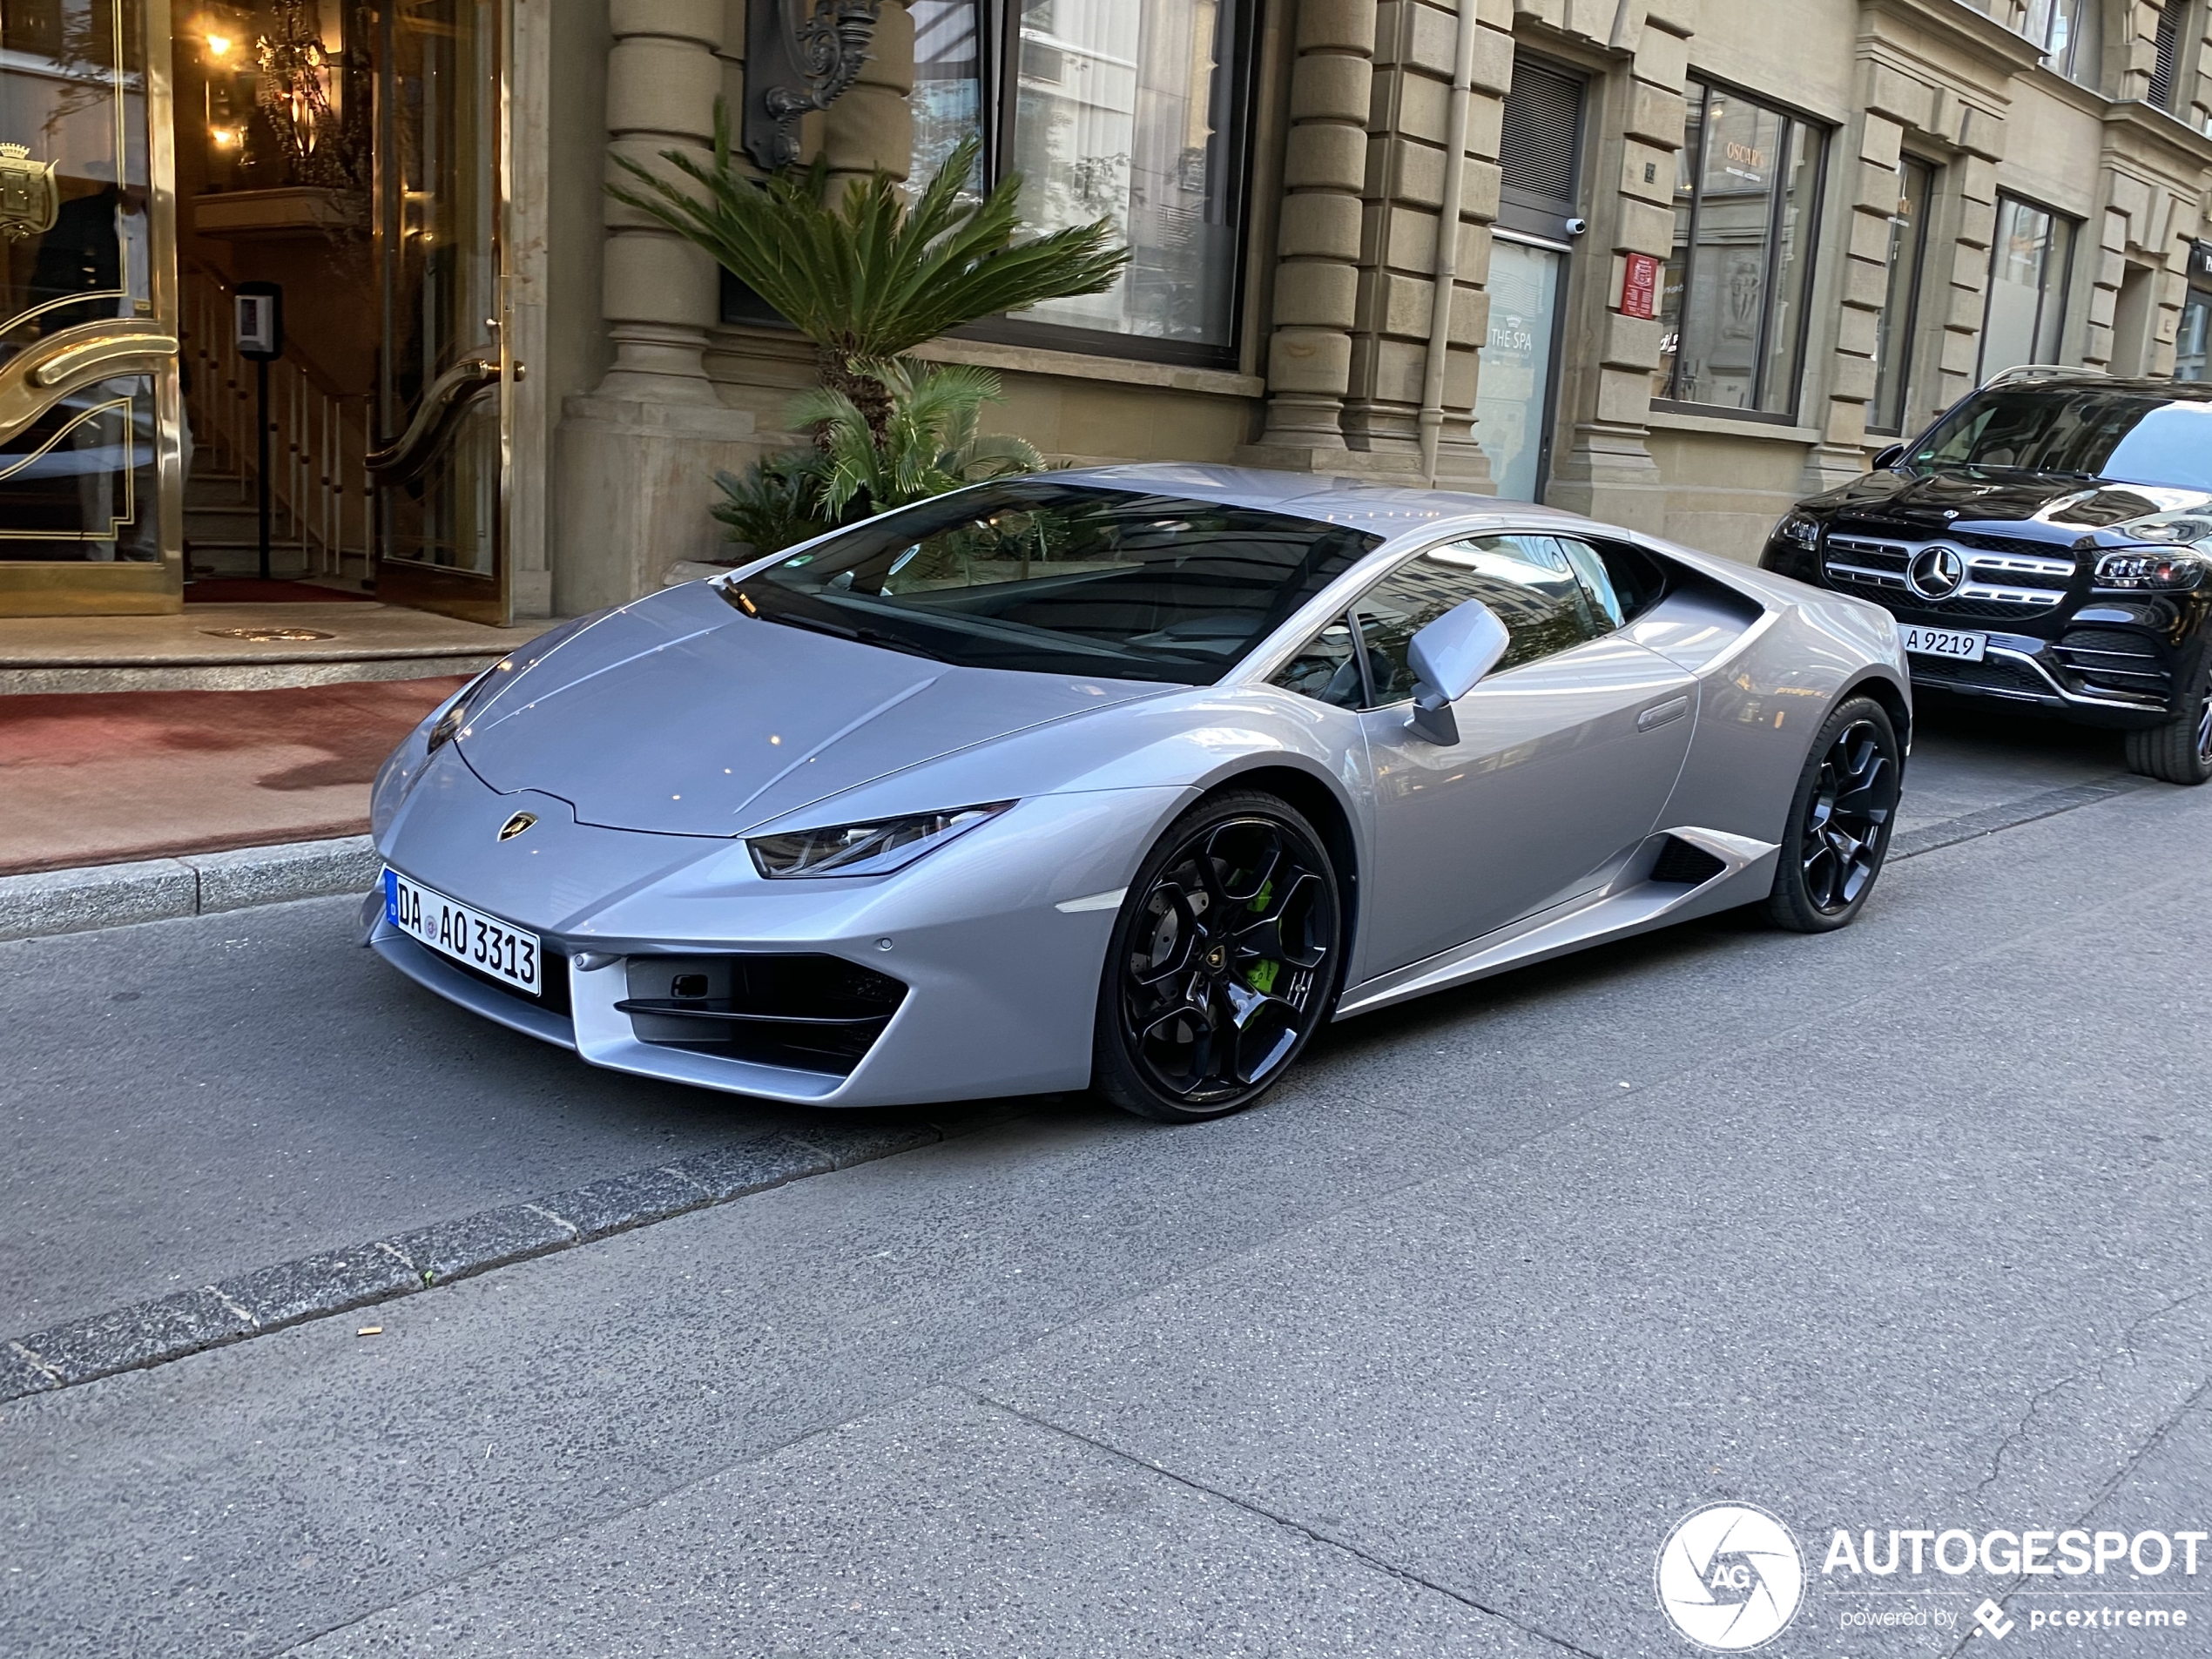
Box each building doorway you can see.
[1476,55,1583,505]
[0,0,510,622]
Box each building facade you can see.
[6,0,2212,626]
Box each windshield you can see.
[730,481,1383,684]
[1909,388,2212,491]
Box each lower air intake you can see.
[617,954,907,1076]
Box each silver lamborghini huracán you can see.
[366,466,1911,1121]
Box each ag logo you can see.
[1655,1502,1804,1650]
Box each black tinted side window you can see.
[1352,536,1604,706]
[1268,613,1366,709]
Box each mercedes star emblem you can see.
[1907,545,1966,600]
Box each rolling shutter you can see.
[1497,57,1584,239]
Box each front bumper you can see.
[1903,630,2173,728]
[366,747,1187,1107]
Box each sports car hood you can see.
[1815,468,2212,542]
[456,581,1168,836]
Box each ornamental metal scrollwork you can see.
[0,144,58,242]
[744,0,884,171]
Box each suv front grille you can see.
[617,954,907,1076]
[2053,626,2171,699]
[1822,530,2075,620]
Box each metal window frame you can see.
[1977,192,2079,383]
[1656,74,1831,424]
[1868,154,1937,437]
[948,0,1258,370]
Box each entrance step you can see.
[0,604,564,694]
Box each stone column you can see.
[823,2,916,198]
[1803,107,1907,495]
[1544,0,1690,534]
[1340,0,1508,488]
[555,0,762,613]
[597,0,726,402]
[1242,0,1379,464]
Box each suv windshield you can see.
[1909,387,2212,491]
[730,481,1382,683]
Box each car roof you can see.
[1048,462,1602,539]
[1971,373,2212,401]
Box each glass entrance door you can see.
[368,0,506,624]
[0,0,181,615]
[1474,234,1567,504]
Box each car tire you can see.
[2124,652,2212,786]
[1765,695,1902,934]
[1093,790,1345,1123]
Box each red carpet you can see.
[185,579,375,604]
[0,676,469,874]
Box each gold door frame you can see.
[369,0,512,628]
[0,0,185,617]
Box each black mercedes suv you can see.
[1759,371,2212,784]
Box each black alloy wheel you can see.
[1094,792,1343,1123]
[1766,696,1901,934]
[2124,650,2212,786]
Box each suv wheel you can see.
[2124,653,2212,786]
[1093,792,1344,1123]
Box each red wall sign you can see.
[1620,253,1662,320]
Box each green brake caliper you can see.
[1244,879,1279,994]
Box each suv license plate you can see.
[384,868,542,996]
[1901,625,1986,663]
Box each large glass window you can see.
[1869,157,1934,435]
[908,0,1253,361]
[1978,197,2075,382]
[1655,81,1827,416]
[2177,289,2211,381]
[2025,0,2103,88]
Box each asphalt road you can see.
[4,698,2205,1657]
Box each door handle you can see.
[0,319,179,445]
[1636,695,1690,732]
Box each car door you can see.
[1353,533,1696,976]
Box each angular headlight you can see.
[748,802,1014,879]
[1774,511,1821,550]
[2094,550,2206,591]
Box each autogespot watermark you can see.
[1656,1508,2207,1648]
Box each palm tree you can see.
[609,111,1127,442]
[790,360,1043,520]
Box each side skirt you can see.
[1331,826,1778,1021]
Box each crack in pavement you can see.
[974,1391,1609,1659]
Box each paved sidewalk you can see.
[0,677,466,874]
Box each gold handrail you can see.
[364,357,500,483]
[0,320,179,446]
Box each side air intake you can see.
[1649,835,1728,887]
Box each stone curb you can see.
[0,1116,979,1403]
[0,835,381,943]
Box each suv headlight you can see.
[748,802,1015,879]
[1774,512,1821,550]
[2094,550,2207,591]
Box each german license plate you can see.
[384,868,541,995]
[1901,624,1986,662]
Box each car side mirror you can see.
[1871,442,1905,470]
[1405,598,1509,745]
